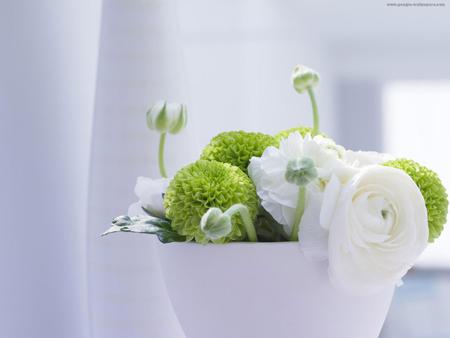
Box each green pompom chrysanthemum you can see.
[164,160,259,243]
[200,131,277,173]
[384,158,448,242]
[274,126,326,144]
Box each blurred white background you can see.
[1,0,450,337]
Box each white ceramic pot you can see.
[156,242,394,338]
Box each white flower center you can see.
[285,157,317,186]
[352,187,397,243]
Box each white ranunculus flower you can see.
[128,177,170,218]
[248,132,345,233]
[343,150,394,168]
[326,165,428,294]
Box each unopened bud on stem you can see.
[146,100,188,178]
[291,65,320,136]
[200,208,232,240]
[146,101,187,135]
[200,204,258,242]
[292,65,319,94]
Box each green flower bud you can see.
[292,65,319,94]
[200,208,232,241]
[147,101,168,131]
[146,101,187,134]
[168,103,187,134]
[285,157,318,186]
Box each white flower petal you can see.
[133,176,170,218]
[261,200,287,226]
[299,193,329,261]
[248,157,264,189]
[260,147,287,174]
[279,132,304,159]
[266,183,298,208]
[343,150,394,168]
[320,174,342,230]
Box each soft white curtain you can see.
[0,1,101,338]
[86,1,188,337]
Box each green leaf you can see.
[102,215,186,243]
[254,208,289,242]
[154,229,186,243]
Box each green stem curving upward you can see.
[225,204,257,242]
[158,132,168,178]
[307,87,319,137]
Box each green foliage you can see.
[254,208,289,242]
[384,158,448,242]
[200,131,277,173]
[164,160,259,243]
[102,215,186,243]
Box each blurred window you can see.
[383,81,450,268]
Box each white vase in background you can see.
[157,242,394,338]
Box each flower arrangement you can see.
[104,65,448,295]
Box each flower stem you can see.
[225,204,258,242]
[307,87,319,137]
[290,186,306,241]
[158,132,168,178]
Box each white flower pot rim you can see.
[165,241,298,247]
